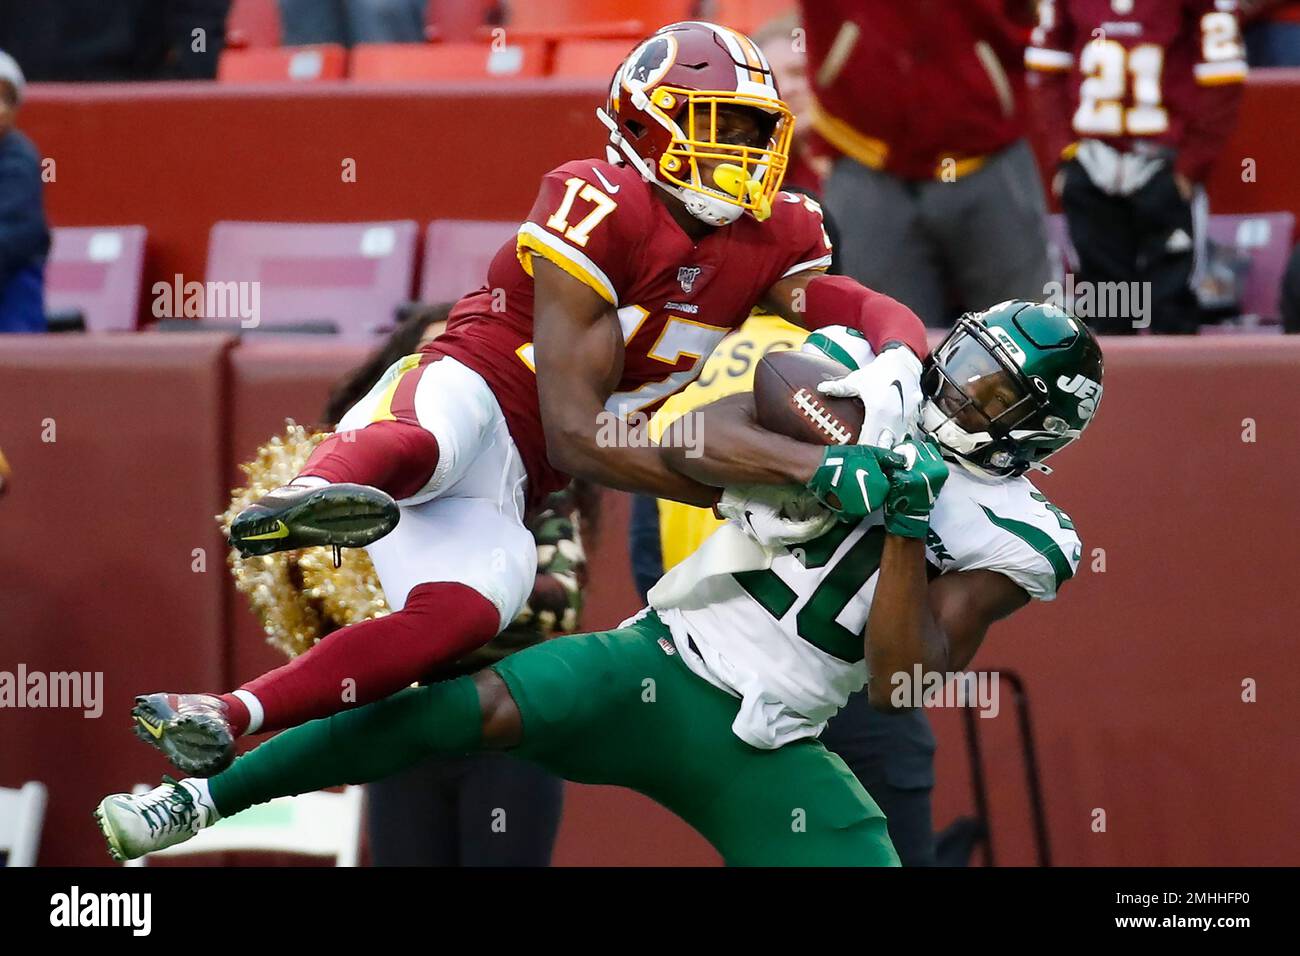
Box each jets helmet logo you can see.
[1058,373,1103,419]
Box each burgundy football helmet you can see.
[597,21,795,226]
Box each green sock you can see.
[207,677,482,818]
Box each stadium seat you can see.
[424,0,498,42]
[205,220,418,340]
[1206,212,1296,322]
[702,0,797,35]
[45,226,148,332]
[225,0,282,48]
[217,45,347,83]
[420,219,519,304]
[350,41,546,81]
[123,784,363,866]
[553,38,638,80]
[0,781,47,866]
[505,0,692,37]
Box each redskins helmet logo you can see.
[623,35,677,90]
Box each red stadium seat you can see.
[205,221,418,340]
[225,0,282,49]
[217,45,347,83]
[505,0,692,36]
[45,226,148,331]
[552,38,637,80]
[420,219,519,304]
[424,0,497,42]
[702,0,797,35]
[350,42,546,81]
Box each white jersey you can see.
[652,466,1082,749]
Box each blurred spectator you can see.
[278,0,428,46]
[0,0,228,81]
[1241,0,1300,65]
[1027,0,1247,334]
[798,0,1051,329]
[753,14,833,191]
[0,50,48,334]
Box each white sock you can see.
[287,475,328,490]
[232,689,264,735]
[180,778,220,825]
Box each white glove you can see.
[717,485,836,549]
[818,345,923,448]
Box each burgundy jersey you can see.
[424,158,833,508]
[1026,0,1246,175]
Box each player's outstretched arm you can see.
[658,392,827,488]
[532,259,718,506]
[761,272,930,360]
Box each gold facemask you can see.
[648,86,795,222]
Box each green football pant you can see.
[208,611,898,866]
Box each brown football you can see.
[753,349,864,446]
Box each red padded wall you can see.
[0,333,234,866]
[224,340,370,688]
[3,336,1297,866]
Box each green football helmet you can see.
[919,300,1104,477]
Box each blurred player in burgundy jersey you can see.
[127,19,929,776]
[1027,0,1248,333]
[797,0,1053,329]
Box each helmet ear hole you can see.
[623,119,647,140]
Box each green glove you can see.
[883,440,950,538]
[807,445,905,519]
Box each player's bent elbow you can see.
[543,421,595,477]
[866,677,914,714]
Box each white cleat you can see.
[94,777,218,862]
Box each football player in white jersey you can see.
[96,301,1102,867]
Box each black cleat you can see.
[132,693,236,776]
[228,482,399,558]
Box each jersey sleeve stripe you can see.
[1024,46,1075,71]
[781,254,834,279]
[979,505,1074,592]
[1194,60,1247,84]
[516,223,618,306]
[804,332,862,372]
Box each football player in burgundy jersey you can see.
[128,20,929,776]
[1026,0,1248,333]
